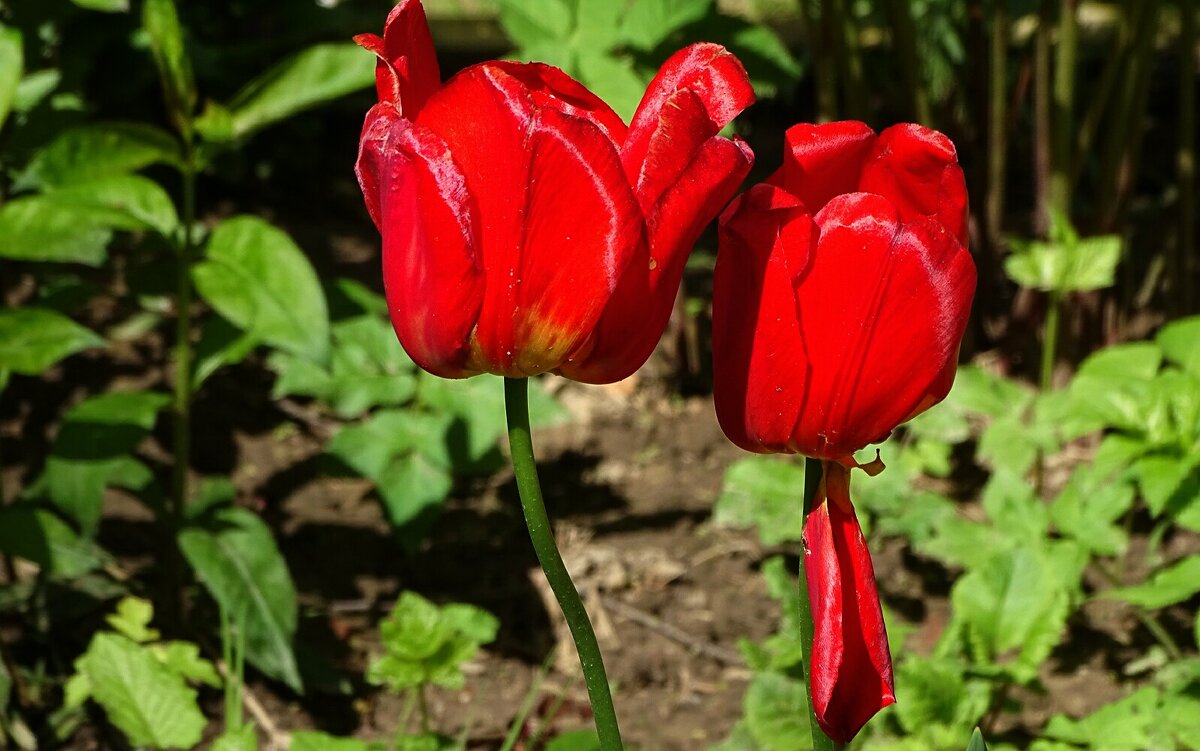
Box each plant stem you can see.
[799,0,837,121]
[1040,291,1061,391]
[796,458,840,751]
[884,0,931,124]
[417,684,430,733]
[503,377,624,751]
[1050,0,1078,218]
[1178,0,1196,315]
[171,149,197,523]
[987,0,1009,249]
[1033,0,1054,235]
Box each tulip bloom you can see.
[712,121,976,743]
[355,0,754,383]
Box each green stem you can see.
[1177,0,1196,315]
[884,0,931,124]
[417,684,430,734]
[796,459,840,751]
[987,0,1009,248]
[799,0,837,121]
[1033,0,1054,235]
[1050,0,1078,218]
[171,150,197,523]
[1040,291,1060,391]
[503,377,624,751]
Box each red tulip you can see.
[355,0,754,382]
[712,121,976,743]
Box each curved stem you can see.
[796,458,840,751]
[503,377,624,751]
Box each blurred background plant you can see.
[0,0,1197,749]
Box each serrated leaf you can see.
[1157,316,1200,375]
[194,216,330,363]
[743,671,811,751]
[894,656,991,737]
[41,390,169,535]
[620,0,713,51]
[0,25,22,131]
[367,591,497,692]
[77,633,206,749]
[0,197,114,265]
[106,596,159,643]
[714,457,805,545]
[153,642,221,687]
[178,506,302,691]
[496,0,573,47]
[229,44,375,140]
[143,0,196,129]
[17,122,182,190]
[0,505,103,577]
[0,307,103,375]
[1102,555,1200,609]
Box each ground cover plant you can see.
[0,0,1198,750]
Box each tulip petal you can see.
[711,184,816,451]
[563,136,752,384]
[803,462,894,744]
[623,43,755,212]
[789,193,975,455]
[487,61,627,144]
[768,121,877,215]
[858,123,969,246]
[353,0,440,116]
[355,106,484,378]
[512,106,644,375]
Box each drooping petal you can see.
[788,193,975,457]
[487,61,627,145]
[511,106,644,375]
[355,107,484,378]
[622,43,755,213]
[711,183,816,451]
[803,462,894,744]
[858,123,969,246]
[767,121,877,215]
[353,0,441,116]
[562,136,752,384]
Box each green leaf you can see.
[70,0,131,11]
[1041,687,1162,751]
[1102,555,1200,609]
[894,656,991,738]
[713,457,805,546]
[106,596,159,644]
[142,0,196,129]
[575,52,646,122]
[194,216,330,363]
[496,0,573,48]
[228,44,375,140]
[367,591,498,692]
[192,315,259,389]
[41,175,179,237]
[944,365,1033,419]
[1157,316,1200,375]
[210,725,258,751]
[0,505,103,577]
[153,641,221,688]
[41,390,169,535]
[0,307,103,375]
[742,671,811,751]
[977,414,1056,475]
[178,505,302,691]
[545,731,602,751]
[1004,232,1121,292]
[724,21,803,98]
[0,197,114,265]
[1050,466,1134,556]
[0,25,22,131]
[14,69,61,113]
[620,0,714,51]
[76,633,206,749]
[17,123,182,190]
[290,731,385,751]
[950,546,1072,683]
[967,728,988,751]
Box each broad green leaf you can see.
[950,547,1072,683]
[710,722,764,751]
[178,505,302,691]
[894,656,991,737]
[17,123,182,190]
[1102,555,1200,609]
[194,216,330,363]
[228,44,375,140]
[1004,233,1120,292]
[42,390,169,535]
[291,731,385,751]
[0,25,21,131]
[496,0,573,48]
[576,52,645,122]
[211,725,258,751]
[0,505,102,577]
[375,453,454,548]
[1132,454,1200,518]
[1050,466,1134,555]
[1041,687,1161,751]
[1078,341,1163,382]
[545,731,602,751]
[574,0,625,50]
[71,0,130,10]
[944,365,1032,419]
[14,69,61,113]
[620,0,713,51]
[1157,316,1200,375]
[106,596,159,644]
[152,642,221,687]
[725,21,803,97]
[0,308,103,375]
[192,315,259,389]
[0,198,114,265]
[76,633,206,749]
[977,414,1056,475]
[367,591,498,692]
[143,0,196,129]
[41,175,179,237]
[743,672,811,751]
[714,457,805,545]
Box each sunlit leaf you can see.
[17,122,182,190]
[0,307,103,375]
[143,0,196,129]
[714,457,805,546]
[1102,555,1200,610]
[0,25,22,130]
